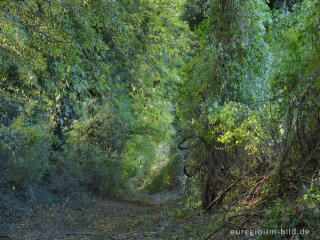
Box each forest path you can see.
[2,192,212,240]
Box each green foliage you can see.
[69,100,126,152]
[2,0,320,237]
[179,5,320,237]
[268,0,303,10]
[0,0,188,216]
[144,148,183,193]
[0,117,54,192]
[178,0,271,209]
[208,102,273,163]
[251,175,320,240]
[182,0,209,30]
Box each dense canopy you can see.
[1,0,319,239]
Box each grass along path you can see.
[1,192,217,240]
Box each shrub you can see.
[0,116,54,196]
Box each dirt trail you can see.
[2,192,212,240]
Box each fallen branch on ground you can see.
[203,182,235,214]
[205,210,267,240]
[64,232,115,239]
[0,234,13,240]
[204,223,227,240]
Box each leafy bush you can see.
[251,173,320,240]
[144,150,184,193]
[64,100,133,198]
[0,116,54,195]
